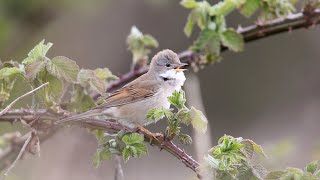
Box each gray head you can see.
[149,49,187,75]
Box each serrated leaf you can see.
[184,11,196,37]
[78,69,106,95]
[46,56,79,83]
[178,133,192,145]
[146,107,170,122]
[189,106,208,133]
[265,171,286,179]
[142,35,159,48]
[66,85,95,112]
[122,147,132,162]
[220,29,244,52]
[192,28,216,52]
[251,141,267,158]
[167,90,186,109]
[132,143,147,157]
[239,0,260,17]
[25,60,47,80]
[23,39,53,64]
[180,0,199,9]
[305,161,319,174]
[0,67,23,79]
[122,133,144,145]
[94,68,118,81]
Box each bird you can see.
[56,49,187,129]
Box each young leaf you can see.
[131,143,148,157]
[180,0,199,9]
[46,56,79,83]
[167,90,186,109]
[220,29,244,52]
[25,60,47,80]
[0,67,23,79]
[122,133,144,145]
[239,0,260,17]
[78,69,107,95]
[122,147,132,162]
[251,141,267,158]
[23,39,53,64]
[146,107,171,122]
[178,133,192,145]
[94,68,118,81]
[142,35,159,48]
[265,171,286,179]
[93,148,111,168]
[184,11,196,37]
[305,161,319,174]
[189,106,208,133]
[66,85,96,112]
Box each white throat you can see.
[159,69,186,87]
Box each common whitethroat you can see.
[56,49,187,128]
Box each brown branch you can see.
[0,109,201,178]
[99,8,320,96]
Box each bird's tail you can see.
[55,109,105,125]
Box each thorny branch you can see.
[0,109,201,178]
[1,8,320,179]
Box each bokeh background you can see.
[1,0,320,179]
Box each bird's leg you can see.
[135,124,162,144]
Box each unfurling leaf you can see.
[23,39,53,64]
[305,160,319,174]
[122,147,132,162]
[220,29,244,52]
[239,0,260,17]
[46,56,79,83]
[189,106,207,133]
[180,0,199,9]
[184,11,197,37]
[122,133,144,145]
[178,133,192,145]
[167,90,186,109]
[0,67,23,79]
[94,68,118,81]
[78,69,106,95]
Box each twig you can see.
[0,132,32,180]
[0,82,49,116]
[95,8,320,97]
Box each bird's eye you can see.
[165,63,171,67]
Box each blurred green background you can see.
[1,0,320,179]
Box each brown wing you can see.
[95,78,160,109]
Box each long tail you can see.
[55,109,104,125]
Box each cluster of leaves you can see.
[127,26,159,69]
[0,40,117,113]
[93,130,147,167]
[200,135,268,179]
[265,160,320,179]
[180,0,297,64]
[146,90,208,145]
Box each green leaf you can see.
[184,11,196,37]
[142,35,159,48]
[204,155,219,169]
[251,141,267,158]
[78,69,106,95]
[192,28,216,52]
[93,129,107,144]
[66,85,96,112]
[131,143,148,157]
[25,60,47,80]
[46,56,79,83]
[0,67,23,79]
[122,147,132,162]
[167,90,186,109]
[265,171,286,179]
[94,68,118,81]
[122,133,144,145]
[180,0,199,9]
[23,39,53,64]
[220,29,244,52]
[146,107,171,122]
[239,0,260,17]
[189,106,208,133]
[305,161,319,174]
[178,133,192,145]
[93,148,111,168]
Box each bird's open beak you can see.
[174,62,188,72]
